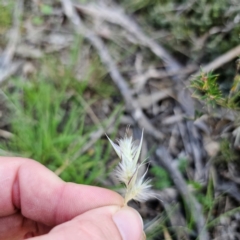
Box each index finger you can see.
[0,157,123,226]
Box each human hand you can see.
[0,157,144,240]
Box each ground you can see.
[0,0,240,239]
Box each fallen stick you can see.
[200,45,240,74]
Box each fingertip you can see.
[113,207,144,240]
[31,205,144,240]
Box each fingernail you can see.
[113,207,144,240]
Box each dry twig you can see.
[137,89,173,109]
[132,65,197,90]
[200,45,240,74]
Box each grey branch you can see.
[201,45,240,73]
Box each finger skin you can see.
[0,213,51,240]
[31,206,143,240]
[0,157,123,226]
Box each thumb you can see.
[31,205,144,240]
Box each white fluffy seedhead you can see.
[107,129,155,205]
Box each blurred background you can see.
[0,0,240,239]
